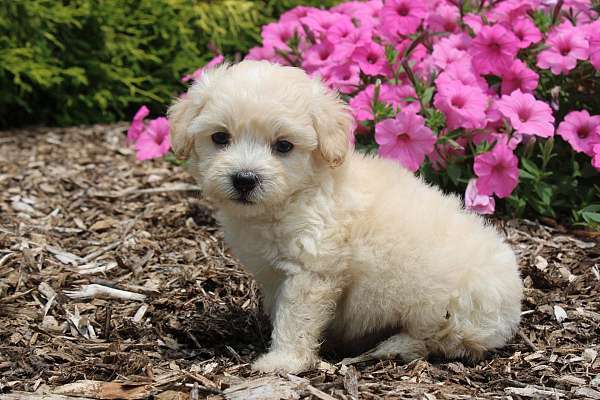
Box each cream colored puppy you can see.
[168,60,523,373]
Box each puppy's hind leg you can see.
[342,333,428,366]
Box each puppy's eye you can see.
[211,132,230,146]
[274,139,294,154]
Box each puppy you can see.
[167,61,523,373]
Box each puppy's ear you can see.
[311,83,354,168]
[167,94,197,160]
[167,64,228,159]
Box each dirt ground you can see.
[0,124,599,399]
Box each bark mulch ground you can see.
[1,124,599,399]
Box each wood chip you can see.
[553,305,568,323]
[64,284,146,301]
[505,386,565,398]
[574,387,600,400]
[52,380,150,399]
[343,365,360,400]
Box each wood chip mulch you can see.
[0,124,599,400]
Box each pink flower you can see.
[380,0,428,36]
[302,41,338,73]
[353,42,390,76]
[464,13,484,34]
[434,81,489,130]
[440,33,472,52]
[127,105,150,144]
[489,0,535,24]
[436,60,488,93]
[324,63,360,94]
[262,21,304,51]
[470,25,520,75]
[135,117,171,161]
[474,143,519,198]
[537,25,589,74]
[465,179,496,215]
[301,10,350,37]
[557,110,600,155]
[593,144,600,171]
[426,4,460,33]
[325,17,357,44]
[280,6,314,23]
[244,46,288,64]
[501,60,539,95]
[496,90,555,138]
[181,54,225,82]
[431,41,469,70]
[430,33,472,69]
[349,84,418,121]
[375,110,436,171]
[333,0,382,28]
[509,17,542,48]
[587,21,600,70]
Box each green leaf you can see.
[520,158,542,180]
[581,211,600,224]
[421,86,435,106]
[446,163,462,186]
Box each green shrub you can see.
[0,0,339,128]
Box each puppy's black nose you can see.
[232,171,258,193]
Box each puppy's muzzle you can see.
[231,171,260,199]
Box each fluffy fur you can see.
[167,60,523,373]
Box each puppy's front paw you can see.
[251,351,315,374]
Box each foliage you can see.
[0,0,339,128]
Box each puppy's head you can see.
[168,61,353,217]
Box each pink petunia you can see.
[380,0,428,36]
[261,21,304,51]
[557,110,600,155]
[375,110,436,172]
[434,81,489,130]
[135,117,171,161]
[302,41,338,73]
[431,41,469,70]
[426,4,460,33]
[489,0,535,24]
[127,105,150,144]
[537,24,589,74]
[587,21,600,70]
[474,143,519,198]
[496,90,555,138]
[181,54,225,82]
[325,17,357,44]
[593,144,600,171]
[280,6,314,23]
[327,26,373,64]
[349,83,418,121]
[436,59,488,93]
[464,13,484,34]
[440,32,472,52]
[333,0,382,28]
[501,60,540,95]
[244,46,288,64]
[470,24,520,75]
[300,10,350,37]
[509,17,542,48]
[465,179,496,215]
[352,42,390,76]
[323,63,361,94]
